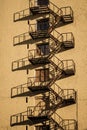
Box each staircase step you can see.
[62,15,73,22]
[28,116,49,124]
[30,6,50,15]
[29,32,50,39]
[63,41,74,48]
[64,69,75,75]
[29,57,50,65]
[28,85,49,92]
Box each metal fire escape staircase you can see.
[49,113,77,130]
[11,1,75,98]
[28,52,75,93]
[13,1,73,24]
[10,83,76,129]
[12,2,74,71]
[28,30,63,65]
[27,1,75,94]
[12,16,74,72]
[10,109,77,130]
[28,7,74,65]
[13,2,73,45]
[29,8,62,40]
[27,2,76,129]
[11,56,75,98]
[11,1,77,129]
[35,83,76,110]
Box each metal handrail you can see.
[52,112,65,128]
[27,101,46,117]
[12,57,29,70]
[13,8,30,21]
[29,0,63,17]
[62,59,75,71]
[49,1,63,16]
[62,119,77,129]
[10,110,28,125]
[13,32,30,46]
[28,48,50,59]
[62,32,74,42]
[61,6,73,16]
[27,76,51,88]
[11,82,29,97]
[62,89,76,99]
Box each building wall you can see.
[0,0,87,130]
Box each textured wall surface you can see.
[0,0,87,130]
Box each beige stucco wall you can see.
[0,0,87,130]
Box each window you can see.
[37,0,49,6]
[35,68,49,82]
[36,43,50,56]
[35,125,50,130]
[37,18,49,31]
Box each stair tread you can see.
[30,6,50,14]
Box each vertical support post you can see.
[13,13,15,22]
[76,91,78,130]
[27,69,29,74]
[17,60,19,69]
[26,125,28,130]
[11,88,12,98]
[26,97,28,103]
[27,44,29,49]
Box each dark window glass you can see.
[35,68,49,82]
[37,18,49,31]
[37,0,49,6]
[37,43,50,56]
[35,125,50,130]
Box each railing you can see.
[28,48,50,59]
[52,116,77,130]
[63,89,76,100]
[62,32,74,44]
[28,32,74,60]
[13,2,73,23]
[29,24,37,33]
[62,59,75,73]
[29,0,63,17]
[10,111,28,126]
[28,31,74,61]
[64,119,77,130]
[49,85,76,108]
[11,83,29,97]
[29,24,63,48]
[49,92,62,106]
[13,8,30,22]
[27,76,51,87]
[51,112,65,129]
[29,23,61,36]
[49,56,64,71]
[61,6,73,17]
[13,32,30,46]
[49,1,63,17]
[50,83,64,98]
[27,101,46,117]
[12,57,29,71]
[29,23,49,34]
[50,30,63,42]
[29,0,38,8]
[49,31,63,56]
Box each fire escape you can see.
[11,0,78,130]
